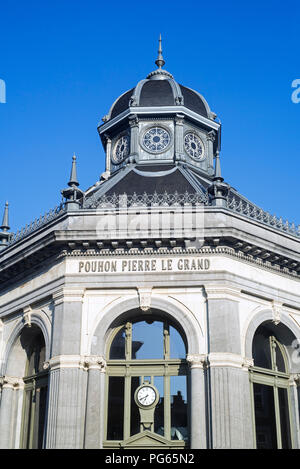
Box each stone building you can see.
[0,38,300,449]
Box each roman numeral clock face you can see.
[136,385,157,407]
[112,135,130,164]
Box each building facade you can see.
[0,40,300,449]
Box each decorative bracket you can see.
[272,300,282,325]
[23,306,32,328]
[138,288,152,312]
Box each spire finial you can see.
[68,153,79,187]
[155,34,165,69]
[1,201,10,232]
[214,151,223,181]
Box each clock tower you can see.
[97,36,220,185]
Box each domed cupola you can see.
[97,36,221,180]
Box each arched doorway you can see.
[104,313,189,448]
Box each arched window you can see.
[104,315,189,448]
[250,324,292,449]
[20,326,48,449]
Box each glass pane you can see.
[154,376,164,436]
[131,376,141,436]
[252,328,272,369]
[110,327,126,359]
[278,387,292,449]
[132,320,163,359]
[170,376,188,442]
[275,345,286,373]
[170,326,186,359]
[31,385,47,449]
[253,383,277,449]
[22,389,32,448]
[107,377,124,440]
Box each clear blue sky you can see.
[0,0,299,232]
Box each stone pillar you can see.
[204,286,255,449]
[84,356,107,449]
[104,134,112,175]
[0,376,24,448]
[186,354,207,449]
[208,354,254,449]
[174,113,184,162]
[45,288,87,449]
[129,114,139,163]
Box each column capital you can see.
[52,288,85,306]
[0,375,24,390]
[208,352,254,370]
[83,356,107,372]
[47,354,107,372]
[204,284,241,301]
[186,354,207,369]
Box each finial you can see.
[1,201,10,232]
[68,153,79,187]
[214,151,223,181]
[155,34,165,69]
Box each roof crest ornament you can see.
[147,34,173,80]
[155,34,165,69]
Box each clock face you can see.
[112,135,130,164]
[136,386,157,407]
[184,132,205,161]
[142,126,171,153]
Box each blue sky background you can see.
[0,0,299,232]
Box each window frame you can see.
[104,318,189,447]
[250,333,293,449]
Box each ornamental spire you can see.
[0,201,11,250]
[0,201,10,231]
[155,34,165,69]
[214,151,223,181]
[68,153,79,187]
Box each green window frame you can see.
[20,328,48,449]
[250,333,293,449]
[104,317,189,448]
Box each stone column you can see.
[0,376,24,448]
[186,354,207,449]
[104,134,112,175]
[204,286,255,449]
[129,114,139,163]
[208,353,254,449]
[45,288,87,449]
[174,113,184,162]
[84,356,107,449]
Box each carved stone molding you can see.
[186,354,207,369]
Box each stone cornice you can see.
[61,245,300,281]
